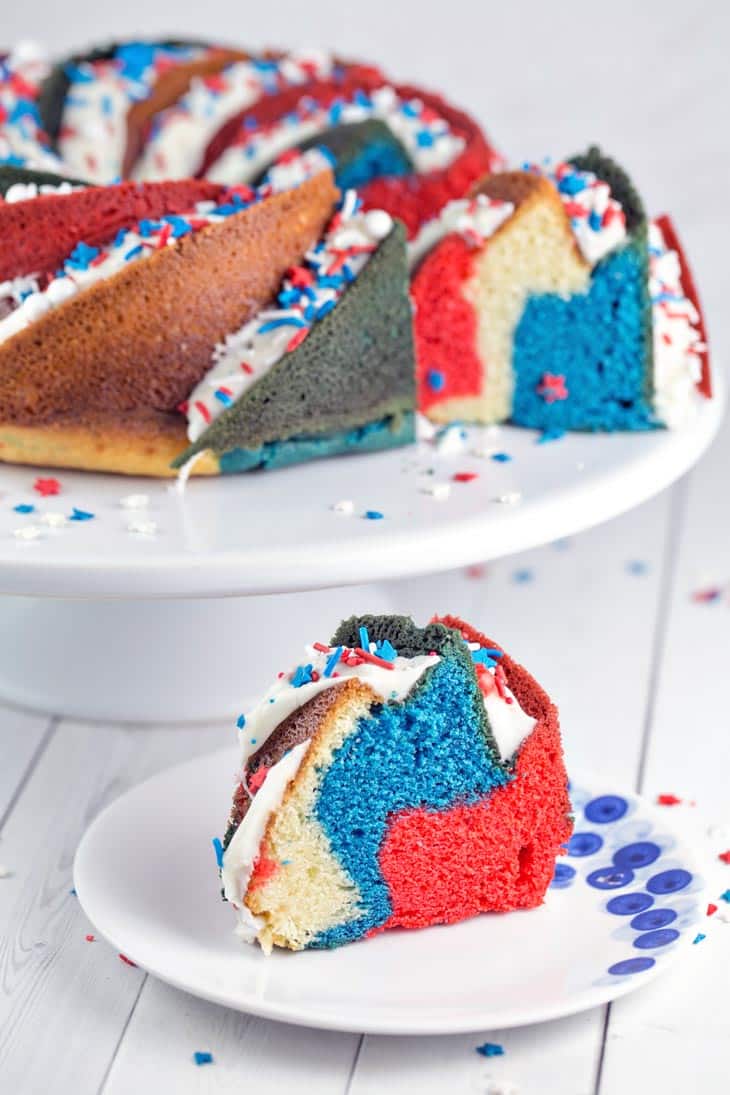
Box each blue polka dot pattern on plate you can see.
[584,795,628,824]
[551,863,576,888]
[568,831,603,857]
[647,868,692,895]
[608,956,656,976]
[606,892,654,916]
[630,908,677,931]
[633,928,680,949]
[612,841,661,870]
[587,866,634,890]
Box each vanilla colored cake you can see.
[217,614,572,953]
[412,148,710,431]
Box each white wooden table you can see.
[1,2,728,1090]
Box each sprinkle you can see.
[13,503,34,514]
[375,639,397,662]
[33,477,60,496]
[720,890,730,903]
[538,428,566,444]
[692,933,706,944]
[359,626,370,651]
[85,934,95,942]
[332,499,354,515]
[536,372,569,403]
[626,560,650,576]
[512,568,534,584]
[119,954,138,967]
[193,1052,214,1067]
[466,563,487,579]
[364,510,384,520]
[719,850,730,865]
[236,714,246,729]
[491,452,511,463]
[421,482,451,500]
[657,793,683,806]
[69,508,95,521]
[13,526,41,540]
[354,647,395,670]
[120,493,150,509]
[453,472,478,483]
[707,903,718,916]
[692,587,724,603]
[212,838,224,868]
[127,519,157,536]
[40,512,67,527]
[291,664,314,687]
[324,646,343,677]
[426,369,445,392]
[476,1042,504,1058]
[495,492,522,505]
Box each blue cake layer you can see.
[312,655,511,948]
[332,137,412,191]
[511,240,657,432]
[218,413,414,473]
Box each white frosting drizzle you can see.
[185,187,392,442]
[407,192,515,268]
[649,219,705,427]
[221,634,537,941]
[206,85,465,185]
[133,50,334,181]
[1,181,81,203]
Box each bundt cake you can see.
[217,613,572,953]
[413,148,710,431]
[0,156,415,475]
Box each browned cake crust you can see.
[123,49,248,175]
[471,169,586,261]
[0,170,338,430]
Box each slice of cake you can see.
[218,613,572,952]
[413,147,710,430]
[0,161,338,475]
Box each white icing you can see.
[222,740,309,942]
[185,188,392,442]
[648,220,705,428]
[206,85,465,185]
[2,181,80,203]
[408,193,514,268]
[0,274,41,309]
[537,161,627,265]
[0,44,64,172]
[132,50,334,181]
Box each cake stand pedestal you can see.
[0,387,722,723]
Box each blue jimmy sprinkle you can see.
[364,510,384,520]
[258,317,307,333]
[512,568,534,584]
[359,626,370,651]
[211,838,224,869]
[491,452,512,463]
[124,244,144,262]
[693,933,706,944]
[13,503,34,514]
[375,639,397,663]
[193,1051,214,1066]
[324,646,343,678]
[69,508,95,521]
[291,664,314,688]
[236,713,246,729]
[475,1042,504,1058]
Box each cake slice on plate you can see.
[218,613,572,953]
[413,147,710,431]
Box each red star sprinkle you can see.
[656,793,683,806]
[536,373,569,403]
[719,850,730,865]
[33,477,61,497]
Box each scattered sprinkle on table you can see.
[693,933,706,944]
[476,1042,504,1058]
[69,508,95,522]
[421,482,451,500]
[120,493,150,510]
[13,503,34,514]
[626,560,650,576]
[33,477,61,497]
[212,837,224,868]
[13,526,41,541]
[85,934,95,942]
[719,850,730,865]
[495,491,521,505]
[491,452,512,463]
[692,586,724,603]
[657,793,683,806]
[707,903,718,917]
[41,512,67,527]
[118,953,138,967]
[453,471,478,483]
[193,1052,214,1067]
[466,563,487,580]
[332,499,354,515]
[538,428,566,444]
[721,890,730,903]
[364,510,384,520]
[512,568,534,584]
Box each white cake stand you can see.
[0,386,722,722]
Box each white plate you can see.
[74,748,708,1035]
[0,379,723,598]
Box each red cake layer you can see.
[376,615,572,931]
[655,213,711,398]
[358,85,501,239]
[0,178,225,281]
[412,233,483,410]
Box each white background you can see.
[1,2,729,1092]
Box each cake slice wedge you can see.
[218,613,572,952]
